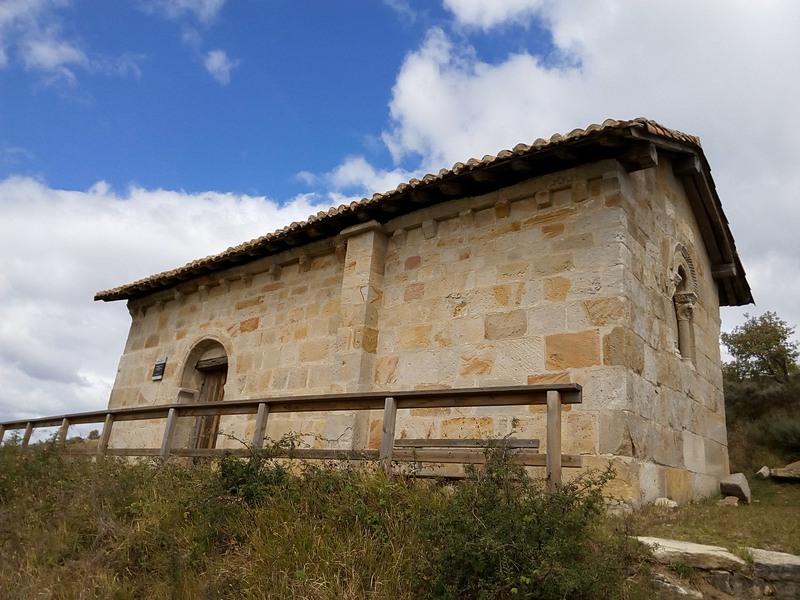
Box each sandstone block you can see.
[530,253,574,278]
[663,467,691,503]
[523,206,577,228]
[527,305,566,335]
[441,416,494,438]
[584,296,625,326]
[239,316,259,333]
[561,411,596,454]
[484,310,527,340]
[299,339,331,363]
[545,329,600,369]
[491,338,544,378]
[404,282,424,301]
[544,277,571,301]
[491,284,512,306]
[397,325,432,349]
[704,439,729,476]
[682,430,706,474]
[527,372,571,385]
[603,327,644,373]
[459,345,494,376]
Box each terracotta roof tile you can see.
[94,118,731,302]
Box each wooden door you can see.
[194,365,227,449]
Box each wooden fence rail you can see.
[0,384,582,490]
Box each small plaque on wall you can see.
[152,357,167,381]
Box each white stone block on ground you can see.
[637,536,747,571]
[749,548,800,582]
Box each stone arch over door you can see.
[178,338,230,450]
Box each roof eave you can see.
[94,119,753,306]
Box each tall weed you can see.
[0,442,651,599]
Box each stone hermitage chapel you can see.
[95,118,752,503]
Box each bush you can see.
[416,447,647,600]
[725,373,800,471]
[0,442,652,599]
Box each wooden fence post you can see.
[97,414,114,457]
[22,422,33,449]
[0,424,5,446]
[379,396,397,473]
[57,418,70,445]
[546,390,562,491]
[159,408,178,462]
[251,403,270,449]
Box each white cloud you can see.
[1,0,143,86]
[383,0,418,23]
[443,0,546,29]
[383,27,583,170]
[0,176,331,422]
[204,48,238,85]
[21,35,87,71]
[328,156,417,197]
[376,1,800,342]
[141,0,227,23]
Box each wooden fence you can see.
[0,384,582,489]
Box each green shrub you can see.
[416,447,647,600]
[0,442,651,599]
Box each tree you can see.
[721,312,799,383]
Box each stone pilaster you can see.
[332,220,387,446]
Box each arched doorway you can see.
[180,340,229,450]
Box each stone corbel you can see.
[535,190,552,209]
[494,199,510,218]
[571,179,589,203]
[619,142,659,173]
[421,218,437,240]
[340,219,386,239]
[335,242,347,263]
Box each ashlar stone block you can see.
[484,310,527,340]
[545,329,600,369]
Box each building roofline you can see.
[95,118,752,306]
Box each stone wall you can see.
[107,156,727,502]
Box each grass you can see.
[0,442,658,600]
[625,478,800,555]
[2,439,797,599]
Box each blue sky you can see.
[2,1,555,199]
[1,0,799,423]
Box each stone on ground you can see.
[637,537,747,571]
[720,472,751,504]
